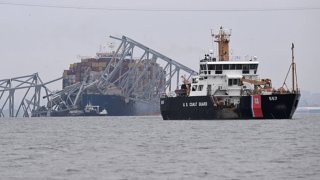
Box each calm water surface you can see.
[1,114,320,180]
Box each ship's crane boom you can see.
[241,78,272,86]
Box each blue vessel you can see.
[81,94,159,116]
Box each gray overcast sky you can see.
[0,0,319,92]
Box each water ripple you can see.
[0,115,320,179]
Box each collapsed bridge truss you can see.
[97,35,198,101]
[0,73,61,117]
[45,35,198,114]
[0,35,197,117]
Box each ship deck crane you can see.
[241,77,272,94]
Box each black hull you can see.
[160,94,300,120]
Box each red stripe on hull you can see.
[252,95,263,118]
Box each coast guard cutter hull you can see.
[160,27,300,120]
[161,94,300,120]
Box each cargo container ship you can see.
[59,50,161,116]
[160,27,300,120]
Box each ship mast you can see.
[214,26,231,61]
[291,43,299,93]
[281,43,299,93]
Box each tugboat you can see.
[84,103,108,116]
[160,27,300,120]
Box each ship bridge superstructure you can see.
[184,27,262,99]
[190,59,260,97]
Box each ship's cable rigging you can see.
[0,2,320,12]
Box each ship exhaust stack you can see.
[213,26,231,61]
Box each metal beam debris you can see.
[1,35,197,117]
[97,35,197,102]
[0,73,61,117]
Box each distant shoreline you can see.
[296,107,320,113]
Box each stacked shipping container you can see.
[62,52,165,96]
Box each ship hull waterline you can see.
[160,94,300,120]
[48,94,160,117]
[81,94,160,116]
